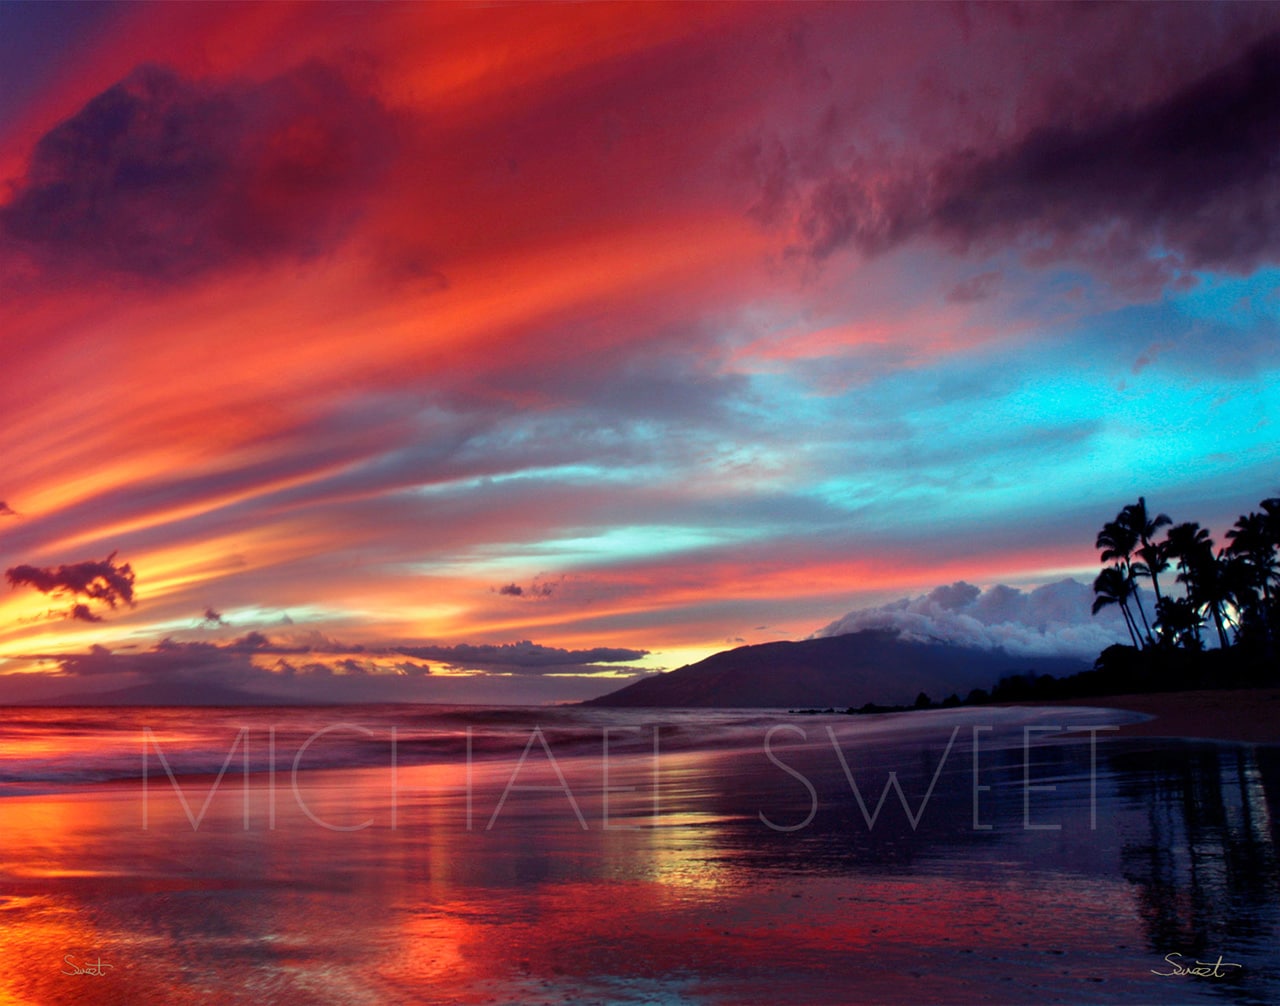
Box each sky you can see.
[1,2,1278,704]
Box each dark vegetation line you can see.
[1083,492,1279,688]
[808,492,1280,716]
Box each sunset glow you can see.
[2,3,1279,702]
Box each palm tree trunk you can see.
[1119,599,1140,649]
[1210,602,1230,650]
[1148,569,1165,645]
[1131,582,1152,644]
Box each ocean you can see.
[0,703,1276,1004]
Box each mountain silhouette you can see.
[585,629,1088,708]
[29,680,287,707]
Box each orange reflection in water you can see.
[0,722,1273,1004]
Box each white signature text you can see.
[61,955,113,976]
[1151,952,1242,978]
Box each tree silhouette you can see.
[1153,595,1203,651]
[1097,507,1153,646]
[1093,492,1280,682]
[1162,521,1215,649]
[1092,565,1141,648]
[1124,497,1172,644]
[1225,505,1280,656]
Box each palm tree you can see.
[1226,507,1279,653]
[1218,551,1258,635]
[1154,595,1203,651]
[1163,522,1215,650]
[1165,523,1232,651]
[1124,497,1172,639]
[1092,565,1141,649]
[1197,550,1236,650]
[1164,521,1212,574]
[1261,496,1280,530]
[1226,511,1278,608]
[1133,540,1170,642]
[1097,514,1150,646]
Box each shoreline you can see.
[1021,687,1280,744]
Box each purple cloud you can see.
[397,640,649,675]
[6,551,136,619]
[794,33,1280,286]
[1,62,397,281]
[495,580,556,599]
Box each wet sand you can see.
[1,705,1277,1004]
[1027,687,1280,744]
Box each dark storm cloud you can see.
[36,633,427,686]
[224,631,294,653]
[5,552,136,615]
[1,62,397,281]
[397,640,649,675]
[495,580,556,599]
[797,33,1280,283]
[931,32,1280,271]
[12,629,633,705]
[50,639,256,679]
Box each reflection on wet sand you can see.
[0,706,1275,1004]
[1112,742,1280,1003]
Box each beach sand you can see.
[2,705,1276,1004]
[1029,687,1280,744]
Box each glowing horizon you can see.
[2,3,1278,702]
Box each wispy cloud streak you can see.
[0,4,1277,701]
